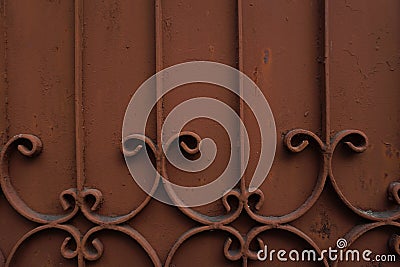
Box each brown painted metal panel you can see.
[1,0,77,266]
[0,0,399,266]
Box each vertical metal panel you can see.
[82,1,162,266]
[160,0,239,218]
[0,0,399,266]
[160,1,241,266]
[6,0,76,213]
[242,0,323,217]
[82,0,155,218]
[330,0,400,211]
[1,0,76,266]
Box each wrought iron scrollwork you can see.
[1,129,398,266]
[0,134,162,266]
[0,134,79,224]
[1,0,398,265]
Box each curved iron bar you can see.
[77,134,161,225]
[329,130,400,221]
[0,134,79,224]
[330,221,400,267]
[160,132,245,225]
[243,129,328,225]
[81,225,162,266]
[164,225,244,266]
[5,224,81,267]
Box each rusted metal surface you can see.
[0,0,399,266]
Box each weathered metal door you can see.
[0,0,399,266]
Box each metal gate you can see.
[0,0,399,266]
